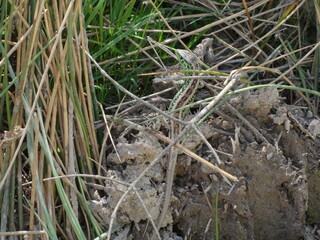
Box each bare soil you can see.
[90,40,320,240]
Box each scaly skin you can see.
[156,50,199,230]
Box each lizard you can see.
[156,49,200,231]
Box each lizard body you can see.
[156,50,199,230]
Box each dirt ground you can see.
[90,39,320,240]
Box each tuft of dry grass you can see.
[0,0,101,239]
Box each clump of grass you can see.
[0,0,101,238]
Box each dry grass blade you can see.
[151,131,238,182]
[242,0,256,42]
[0,230,48,239]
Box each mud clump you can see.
[90,85,319,240]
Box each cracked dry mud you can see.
[90,86,320,240]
